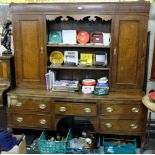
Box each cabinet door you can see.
[0,59,9,84]
[112,15,148,90]
[13,15,46,88]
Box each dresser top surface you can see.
[7,88,144,101]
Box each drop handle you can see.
[130,123,138,129]
[131,107,139,113]
[15,102,22,107]
[105,123,112,128]
[84,108,91,113]
[16,117,23,123]
[11,99,18,106]
[106,107,113,113]
[59,107,66,112]
[40,47,44,54]
[114,48,117,55]
[40,119,47,125]
[39,104,46,110]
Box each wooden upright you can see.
[0,55,14,129]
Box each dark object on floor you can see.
[0,130,20,151]
[103,137,137,154]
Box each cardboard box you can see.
[1,135,27,154]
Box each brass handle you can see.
[15,102,22,107]
[131,107,139,113]
[39,104,46,110]
[106,107,113,113]
[84,108,91,113]
[130,123,138,129]
[16,117,23,123]
[105,123,112,128]
[59,107,66,112]
[40,119,47,125]
[10,95,17,99]
[11,99,18,105]
[40,47,44,54]
[114,48,117,55]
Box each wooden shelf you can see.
[48,65,110,70]
[47,43,110,48]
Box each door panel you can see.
[117,21,138,84]
[13,15,46,88]
[112,15,147,90]
[0,61,4,81]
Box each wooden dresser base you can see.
[7,88,147,149]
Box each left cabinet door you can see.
[13,15,46,88]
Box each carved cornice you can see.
[46,15,112,21]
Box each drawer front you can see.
[100,119,145,133]
[55,103,96,116]
[9,96,51,112]
[11,113,52,129]
[100,104,145,115]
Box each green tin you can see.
[48,31,62,44]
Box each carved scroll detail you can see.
[95,15,112,21]
[46,15,112,21]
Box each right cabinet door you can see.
[112,15,148,91]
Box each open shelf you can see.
[48,65,110,70]
[47,43,110,49]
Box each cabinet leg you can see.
[140,136,146,153]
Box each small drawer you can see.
[100,104,144,115]
[12,113,52,129]
[55,103,96,116]
[100,119,145,133]
[9,96,51,112]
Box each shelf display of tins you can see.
[94,77,109,95]
[77,31,89,44]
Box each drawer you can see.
[55,103,96,116]
[8,96,51,112]
[100,119,145,133]
[11,113,52,129]
[100,104,145,115]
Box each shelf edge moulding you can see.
[0,0,153,3]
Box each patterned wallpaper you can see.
[0,0,153,3]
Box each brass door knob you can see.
[105,123,112,128]
[59,107,66,112]
[106,107,113,113]
[131,107,139,113]
[130,123,138,129]
[84,108,91,113]
[16,117,23,123]
[39,104,46,110]
[40,119,47,125]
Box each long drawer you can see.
[10,113,52,129]
[99,102,145,115]
[55,103,97,116]
[100,119,145,133]
[8,96,51,112]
